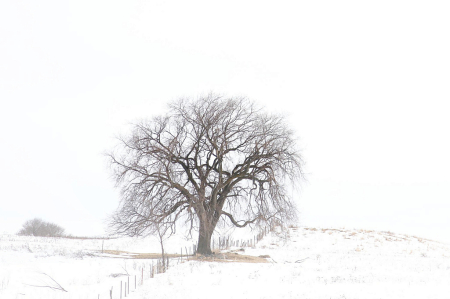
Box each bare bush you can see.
[18,218,65,237]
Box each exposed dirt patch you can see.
[100,250,181,259]
[100,250,269,263]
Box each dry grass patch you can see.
[188,252,270,263]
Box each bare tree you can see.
[18,218,65,237]
[107,94,303,255]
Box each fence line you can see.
[99,226,275,298]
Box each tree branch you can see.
[221,211,259,228]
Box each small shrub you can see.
[17,218,65,237]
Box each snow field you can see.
[1,227,450,298]
[0,234,195,298]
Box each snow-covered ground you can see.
[1,227,449,299]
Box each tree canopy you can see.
[107,94,303,254]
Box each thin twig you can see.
[121,266,130,276]
[24,273,67,292]
[295,257,309,263]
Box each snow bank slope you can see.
[130,227,450,299]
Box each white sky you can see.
[1,0,449,242]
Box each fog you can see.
[1,0,449,242]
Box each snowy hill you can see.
[1,227,449,299]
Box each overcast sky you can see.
[1,0,449,242]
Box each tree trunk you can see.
[157,227,166,270]
[196,220,213,255]
[160,239,165,270]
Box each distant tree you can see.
[106,94,303,255]
[18,218,65,237]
